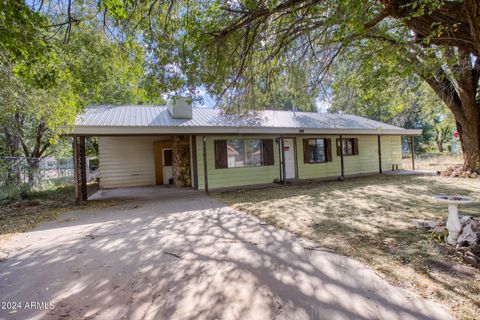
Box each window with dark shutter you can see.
[303,138,329,163]
[303,139,309,163]
[336,138,359,156]
[353,138,359,155]
[214,140,228,169]
[262,139,274,165]
[325,138,332,162]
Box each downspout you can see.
[203,136,208,192]
[377,134,382,174]
[277,137,282,182]
[280,135,286,184]
[339,134,345,179]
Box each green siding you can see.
[196,135,280,190]
[381,135,403,172]
[296,135,341,179]
[195,134,403,190]
[343,135,379,175]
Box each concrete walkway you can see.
[0,191,452,320]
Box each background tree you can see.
[0,2,156,186]
[330,52,455,152]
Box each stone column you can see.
[172,135,192,187]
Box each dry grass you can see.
[403,153,463,171]
[214,174,480,320]
[0,184,115,244]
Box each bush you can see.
[0,183,31,203]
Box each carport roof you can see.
[71,105,422,135]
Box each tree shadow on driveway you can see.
[0,191,452,320]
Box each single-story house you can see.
[69,98,421,202]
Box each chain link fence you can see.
[1,157,100,200]
[0,157,86,199]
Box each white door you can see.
[282,139,296,179]
[162,148,174,185]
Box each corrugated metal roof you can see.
[72,105,421,135]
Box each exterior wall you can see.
[195,135,281,190]
[297,135,403,179]
[196,134,403,190]
[98,134,403,190]
[98,136,170,189]
[381,135,403,172]
[296,135,341,179]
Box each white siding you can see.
[98,136,170,189]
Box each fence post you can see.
[410,135,415,171]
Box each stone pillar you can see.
[172,135,192,187]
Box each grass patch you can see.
[403,153,463,171]
[0,184,115,243]
[214,175,480,320]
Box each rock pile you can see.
[412,216,480,268]
[438,164,479,178]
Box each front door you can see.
[282,138,296,179]
[154,141,173,185]
[162,148,173,185]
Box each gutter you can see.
[66,126,423,136]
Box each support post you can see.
[280,135,286,184]
[73,136,87,204]
[191,135,198,190]
[377,134,382,174]
[410,135,415,171]
[202,136,208,193]
[339,134,345,178]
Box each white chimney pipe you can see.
[168,96,192,119]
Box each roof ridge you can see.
[85,104,346,116]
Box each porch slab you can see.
[88,186,200,201]
[384,169,437,176]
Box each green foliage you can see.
[329,49,455,153]
[0,2,157,165]
[0,0,47,63]
[64,28,155,105]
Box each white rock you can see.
[457,216,479,246]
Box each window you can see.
[336,138,359,156]
[303,138,332,163]
[214,139,274,169]
[306,139,326,163]
[227,139,262,168]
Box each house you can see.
[70,97,421,201]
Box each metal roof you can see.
[71,105,422,135]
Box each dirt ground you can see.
[215,174,480,320]
[0,188,452,320]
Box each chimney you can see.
[168,96,192,119]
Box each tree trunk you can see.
[457,115,480,173]
[437,140,444,153]
[2,125,21,185]
[26,158,40,188]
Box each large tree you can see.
[89,0,479,171]
[201,0,479,171]
[330,53,455,152]
[5,0,480,171]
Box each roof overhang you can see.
[67,126,423,136]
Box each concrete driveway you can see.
[0,188,452,320]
